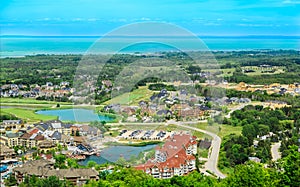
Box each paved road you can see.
[106,104,252,179]
[109,120,226,178]
[174,122,226,179]
[271,142,281,161]
[225,103,248,118]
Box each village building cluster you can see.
[104,88,252,123]
[0,120,101,161]
[0,82,74,99]
[229,82,300,96]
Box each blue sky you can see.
[1,0,300,36]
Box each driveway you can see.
[271,141,281,161]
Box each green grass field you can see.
[218,124,242,138]
[204,66,285,78]
[1,108,57,123]
[0,98,73,108]
[104,86,154,105]
[204,68,235,77]
[0,97,72,104]
[190,123,242,139]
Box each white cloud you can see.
[238,23,275,27]
[283,0,300,4]
[87,18,100,22]
[72,18,84,21]
[140,17,151,21]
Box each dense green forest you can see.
[219,105,300,169]
[1,51,299,105]
[1,50,299,86]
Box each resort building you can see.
[0,144,16,161]
[19,132,45,148]
[13,159,99,186]
[135,133,197,179]
[0,132,22,147]
[0,120,23,132]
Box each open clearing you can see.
[104,86,154,105]
[189,123,242,139]
[1,108,57,123]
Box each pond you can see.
[35,108,113,122]
[78,145,157,165]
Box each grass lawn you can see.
[104,86,154,105]
[198,148,209,158]
[190,123,242,139]
[1,97,72,104]
[218,125,242,138]
[1,98,73,109]
[1,108,57,123]
[204,68,235,77]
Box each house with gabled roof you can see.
[14,161,99,186]
[135,133,197,179]
[19,133,45,148]
[0,132,22,147]
[0,143,16,160]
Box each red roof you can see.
[156,133,197,158]
[135,133,197,171]
[29,128,39,135]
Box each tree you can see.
[87,161,97,168]
[242,124,256,144]
[258,124,270,136]
[186,65,201,74]
[281,145,300,187]
[19,175,70,187]
[256,140,271,163]
[66,158,79,168]
[224,162,279,187]
[223,134,249,166]
[54,154,67,169]
[115,157,127,166]
[75,129,80,136]
[4,174,17,186]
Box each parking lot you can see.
[118,129,173,141]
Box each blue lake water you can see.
[1,36,299,57]
[36,108,113,122]
[78,145,157,165]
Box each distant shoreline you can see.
[1,49,299,59]
[2,35,300,39]
[0,48,300,59]
[1,36,299,58]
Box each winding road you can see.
[111,120,226,178]
[172,121,226,179]
[107,104,251,178]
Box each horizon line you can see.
[1,34,300,38]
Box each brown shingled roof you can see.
[34,135,45,141]
[20,133,32,140]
